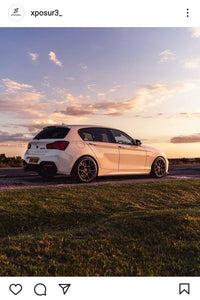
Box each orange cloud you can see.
[2,78,32,93]
[171,133,200,143]
[180,112,200,118]
[56,82,197,117]
[0,78,49,119]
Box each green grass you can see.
[0,180,200,276]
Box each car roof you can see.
[44,125,113,130]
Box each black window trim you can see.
[78,127,136,145]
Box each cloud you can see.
[57,105,97,117]
[29,52,38,62]
[189,28,200,38]
[56,82,194,117]
[143,84,168,91]
[159,49,176,63]
[87,83,96,91]
[107,84,126,94]
[171,133,200,143]
[0,143,27,148]
[180,112,200,118]
[81,65,88,70]
[0,78,49,119]
[2,78,32,93]
[49,51,62,67]
[66,77,75,81]
[109,88,116,93]
[12,120,58,133]
[1,77,198,128]
[0,130,31,143]
[184,58,200,69]
[52,87,69,97]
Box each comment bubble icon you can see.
[34,283,47,296]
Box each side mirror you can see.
[132,139,142,146]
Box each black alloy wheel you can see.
[75,156,98,183]
[151,157,166,178]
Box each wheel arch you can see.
[150,155,167,177]
[70,154,99,177]
[150,155,165,170]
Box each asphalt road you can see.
[0,165,199,190]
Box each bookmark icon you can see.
[179,283,190,295]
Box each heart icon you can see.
[9,284,22,295]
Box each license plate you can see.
[29,157,39,164]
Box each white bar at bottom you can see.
[1,277,198,299]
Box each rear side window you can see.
[78,128,93,141]
[78,127,113,143]
[34,127,70,140]
[91,128,112,143]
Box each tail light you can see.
[46,141,69,150]
[27,143,31,149]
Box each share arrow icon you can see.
[59,284,71,295]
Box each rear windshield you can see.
[33,127,70,140]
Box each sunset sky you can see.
[0,27,200,158]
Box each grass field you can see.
[0,180,200,276]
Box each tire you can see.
[72,156,98,183]
[151,156,167,178]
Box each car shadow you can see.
[23,173,152,185]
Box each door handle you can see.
[89,142,96,146]
[118,145,125,149]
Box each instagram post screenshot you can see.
[0,0,200,298]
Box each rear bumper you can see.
[23,150,74,175]
[23,160,57,173]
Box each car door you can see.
[109,129,147,172]
[82,127,119,170]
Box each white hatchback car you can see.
[24,125,168,182]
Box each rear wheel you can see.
[73,156,98,183]
[151,157,166,178]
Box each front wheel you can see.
[151,157,167,178]
[72,156,98,183]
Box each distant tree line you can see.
[169,158,200,165]
[0,154,23,168]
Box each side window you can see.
[91,128,112,143]
[78,128,93,141]
[110,129,133,145]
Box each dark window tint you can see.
[78,128,93,141]
[34,127,70,140]
[91,128,112,143]
[110,129,133,145]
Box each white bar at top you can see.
[0,0,200,27]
